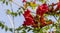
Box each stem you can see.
[7,15,14,33]
[53,16,57,21]
[10,2,15,33]
[53,15,59,23]
[13,16,15,33]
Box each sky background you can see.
[0,0,58,33]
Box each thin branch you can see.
[7,15,14,28]
[53,15,60,23]
[10,2,15,33]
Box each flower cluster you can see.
[22,0,60,28]
[23,3,53,28]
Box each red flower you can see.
[36,3,48,17]
[23,9,30,17]
[23,9,34,26]
[22,0,26,3]
[23,18,34,26]
[57,2,60,9]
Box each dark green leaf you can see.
[27,28,32,32]
[0,22,2,26]
[21,30,26,33]
[3,0,5,3]
[11,12,17,16]
[1,24,4,29]
[6,2,8,5]
[9,28,13,32]
[14,13,17,16]
[18,12,21,16]
[56,30,60,33]
[5,26,8,31]
[25,27,28,30]
[16,27,24,31]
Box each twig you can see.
[10,2,15,33]
[7,15,14,28]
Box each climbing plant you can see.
[0,0,60,33]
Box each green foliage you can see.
[3,0,5,3]
[3,0,8,5]
[6,1,8,5]
[1,24,4,29]
[39,29,43,33]
[5,26,8,31]
[9,28,13,32]
[15,26,24,31]
[32,28,43,33]
[15,26,32,32]
[0,22,13,32]
[7,9,23,17]
[21,30,26,33]
[38,0,45,3]
[11,12,17,16]
[55,30,60,33]
[27,27,32,32]
[0,22,4,29]
[7,9,11,14]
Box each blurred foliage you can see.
[0,21,13,32]
[7,9,23,16]
[38,0,45,3]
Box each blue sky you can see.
[0,0,58,33]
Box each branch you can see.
[7,15,14,28]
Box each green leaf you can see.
[9,28,13,32]
[6,2,8,5]
[0,22,10,32]
[5,26,8,31]
[16,26,24,31]
[7,9,11,14]
[56,30,60,33]
[39,0,45,3]
[21,30,26,33]
[1,24,4,29]
[25,27,28,30]
[11,12,17,16]
[18,12,21,16]
[27,28,32,32]
[0,22,2,26]
[3,0,5,3]
[39,29,43,33]
[14,13,17,16]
